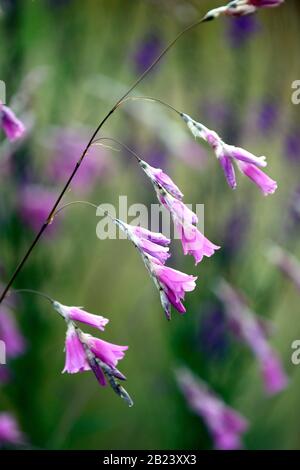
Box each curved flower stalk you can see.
[139,159,220,264]
[267,244,300,292]
[203,0,284,21]
[0,101,26,142]
[176,368,248,450]
[0,413,25,447]
[181,113,277,195]
[113,219,197,320]
[215,280,288,395]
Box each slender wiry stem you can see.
[0,16,208,304]
[92,137,143,162]
[115,96,182,116]
[14,288,54,303]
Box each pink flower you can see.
[139,158,219,264]
[176,368,248,450]
[62,323,128,387]
[203,0,284,20]
[139,160,183,200]
[157,190,220,265]
[62,323,90,374]
[181,112,277,195]
[216,280,288,395]
[151,261,197,320]
[114,218,196,319]
[0,413,24,446]
[0,102,26,141]
[116,220,171,264]
[0,306,26,358]
[53,302,109,331]
[238,161,277,195]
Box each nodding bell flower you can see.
[114,219,197,320]
[52,301,133,406]
[215,279,288,395]
[181,113,277,195]
[0,101,26,142]
[176,368,248,450]
[203,0,284,21]
[139,159,220,264]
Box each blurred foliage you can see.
[0,0,300,450]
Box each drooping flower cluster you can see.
[113,219,197,320]
[215,280,288,395]
[52,301,132,406]
[181,113,277,195]
[203,0,284,21]
[176,368,248,450]
[0,101,26,142]
[139,160,220,264]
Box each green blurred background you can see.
[1,0,300,450]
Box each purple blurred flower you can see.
[176,368,248,450]
[0,413,24,447]
[0,306,26,358]
[216,279,288,395]
[45,127,112,192]
[223,206,250,256]
[257,100,278,134]
[267,244,300,292]
[0,102,26,142]
[227,15,259,48]
[18,185,57,233]
[199,306,228,359]
[284,130,300,163]
[132,33,163,74]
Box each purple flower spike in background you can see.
[181,113,277,195]
[0,306,26,358]
[0,101,26,142]
[216,279,288,395]
[18,185,57,233]
[227,14,259,48]
[132,33,163,74]
[267,244,300,292]
[0,413,24,447]
[176,368,248,450]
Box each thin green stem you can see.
[14,288,54,304]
